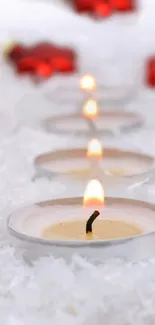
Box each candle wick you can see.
[86,210,100,234]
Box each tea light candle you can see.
[8,180,155,261]
[44,110,144,137]
[34,146,155,186]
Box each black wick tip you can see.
[86,210,100,234]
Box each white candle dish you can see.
[34,147,155,187]
[43,110,144,137]
[7,197,155,262]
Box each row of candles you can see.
[80,74,104,204]
[68,75,106,237]
[40,74,106,240]
[81,76,103,185]
[42,74,144,241]
[8,73,148,250]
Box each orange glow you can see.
[82,99,98,119]
[87,138,103,160]
[80,74,96,91]
[83,179,104,208]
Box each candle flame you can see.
[80,74,96,91]
[87,138,103,160]
[83,99,98,119]
[83,179,104,208]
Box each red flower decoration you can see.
[146,57,155,88]
[71,0,136,15]
[6,42,77,79]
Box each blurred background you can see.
[1,0,155,120]
[0,1,153,127]
[0,0,155,192]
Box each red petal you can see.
[9,44,26,62]
[56,47,76,60]
[16,57,39,74]
[73,0,93,12]
[145,57,155,87]
[52,57,75,72]
[36,62,53,77]
[113,0,136,12]
[93,1,113,16]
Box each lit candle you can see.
[82,98,99,135]
[8,180,155,261]
[87,138,103,178]
[87,139,112,177]
[80,74,96,93]
[34,147,155,185]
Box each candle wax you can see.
[42,219,143,240]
